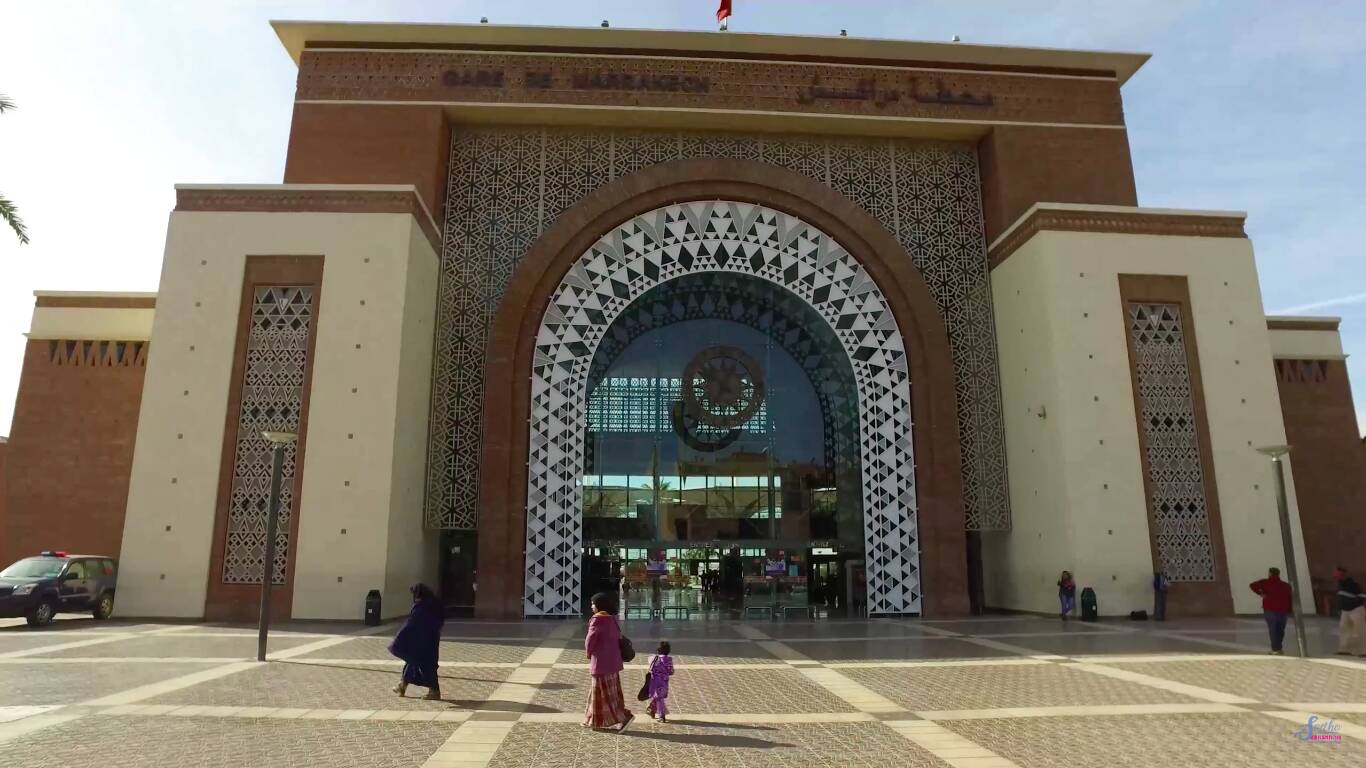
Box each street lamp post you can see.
[1257,445,1309,658]
[258,431,298,662]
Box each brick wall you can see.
[2,339,148,566]
[0,438,8,559]
[1273,358,1366,609]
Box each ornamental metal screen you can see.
[426,127,1011,532]
[221,286,313,585]
[1127,302,1217,583]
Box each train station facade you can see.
[3,22,1364,621]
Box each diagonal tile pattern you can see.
[3,616,1366,766]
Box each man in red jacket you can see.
[1250,567,1294,655]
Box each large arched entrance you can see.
[477,159,968,619]
[527,200,918,616]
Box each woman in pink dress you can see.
[583,591,633,732]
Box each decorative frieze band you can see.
[988,208,1247,269]
[295,49,1126,127]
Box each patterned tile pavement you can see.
[146,660,513,711]
[533,667,858,714]
[0,715,455,768]
[917,619,1119,635]
[987,632,1235,657]
[0,662,222,705]
[944,713,1366,767]
[1106,659,1366,703]
[842,663,1203,710]
[1316,711,1366,730]
[298,636,539,663]
[486,722,951,768]
[0,632,120,653]
[33,634,319,659]
[3,616,1366,766]
[555,639,784,665]
[791,637,1007,662]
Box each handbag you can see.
[618,635,636,663]
[636,671,651,702]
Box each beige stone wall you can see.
[1267,323,1345,360]
[119,201,438,619]
[986,225,1313,616]
[381,223,440,617]
[28,303,155,341]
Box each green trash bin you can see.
[1080,587,1098,621]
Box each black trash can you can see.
[1080,587,1099,622]
[364,589,382,626]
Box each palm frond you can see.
[0,93,14,113]
[0,194,30,244]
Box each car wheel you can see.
[93,592,115,620]
[26,599,57,628]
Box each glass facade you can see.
[580,273,866,617]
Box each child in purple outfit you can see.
[645,641,675,722]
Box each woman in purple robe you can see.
[389,583,444,700]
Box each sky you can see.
[1,0,1364,436]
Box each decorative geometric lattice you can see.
[1128,303,1216,583]
[427,127,1011,532]
[221,286,313,585]
[525,201,920,616]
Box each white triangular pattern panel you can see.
[524,201,920,616]
[1127,302,1216,583]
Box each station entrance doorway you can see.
[578,273,867,619]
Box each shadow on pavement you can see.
[446,699,561,713]
[621,730,791,749]
[659,719,777,731]
[276,660,575,689]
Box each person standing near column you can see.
[1334,567,1366,657]
[1152,570,1170,621]
[1249,567,1292,655]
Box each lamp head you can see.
[262,431,298,445]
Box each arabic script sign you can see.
[797,77,993,109]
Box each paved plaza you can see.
[2,614,1365,766]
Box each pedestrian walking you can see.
[1057,570,1076,620]
[1333,567,1366,657]
[645,641,675,722]
[1249,567,1293,655]
[389,583,443,700]
[584,591,634,731]
[1152,570,1170,621]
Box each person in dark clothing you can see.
[1334,567,1366,656]
[1250,567,1293,655]
[389,583,444,699]
[1057,571,1076,620]
[1152,570,1170,621]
